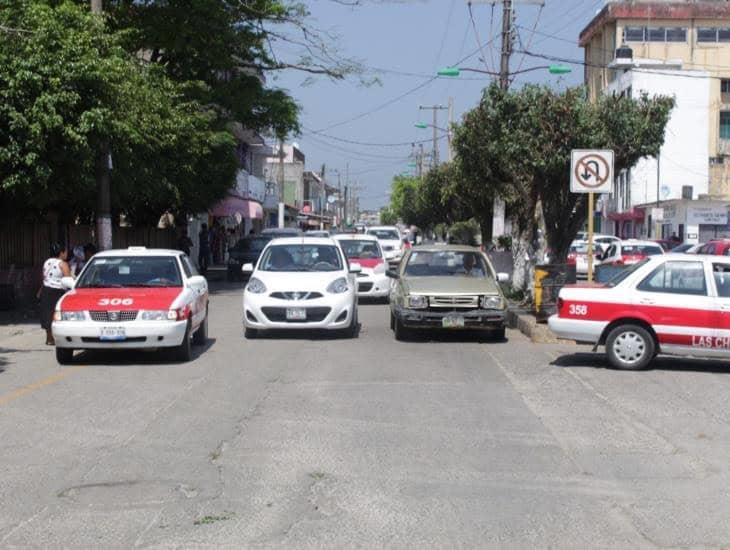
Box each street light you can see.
[437,64,572,77]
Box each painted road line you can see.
[0,366,86,407]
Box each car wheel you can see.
[244,327,258,339]
[605,324,654,370]
[389,311,395,331]
[175,322,193,362]
[342,308,358,338]
[490,326,506,341]
[192,309,208,346]
[56,347,74,365]
[394,317,411,342]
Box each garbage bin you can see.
[534,264,576,322]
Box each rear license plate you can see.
[286,308,306,321]
[442,316,465,328]
[100,327,126,341]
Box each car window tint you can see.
[77,256,183,288]
[182,255,198,277]
[637,261,707,296]
[259,244,343,272]
[404,251,490,278]
[180,256,192,277]
[713,264,730,297]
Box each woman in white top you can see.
[39,242,71,345]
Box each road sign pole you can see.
[587,192,594,283]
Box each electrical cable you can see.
[301,126,447,148]
[513,5,544,76]
[468,1,492,73]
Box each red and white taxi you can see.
[52,247,209,364]
[333,233,390,299]
[549,254,730,370]
[600,239,664,266]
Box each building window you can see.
[623,26,687,43]
[722,80,730,94]
[697,27,730,43]
[721,111,730,140]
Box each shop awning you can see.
[607,208,645,222]
[209,196,263,219]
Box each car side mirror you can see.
[349,262,362,274]
[61,276,75,290]
[386,269,399,279]
[497,272,509,283]
[242,263,254,274]
[187,275,207,289]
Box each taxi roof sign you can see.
[570,150,614,194]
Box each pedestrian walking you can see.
[38,242,71,346]
[198,223,211,274]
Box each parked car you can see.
[652,239,677,251]
[366,225,405,266]
[672,242,703,253]
[52,247,209,364]
[304,230,331,238]
[696,239,730,255]
[600,239,664,265]
[387,245,509,341]
[242,237,359,338]
[227,235,273,281]
[333,233,390,300]
[261,227,302,237]
[549,253,730,370]
[567,236,620,276]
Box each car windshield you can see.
[231,237,271,252]
[404,250,491,278]
[606,258,650,287]
[76,256,183,288]
[259,244,343,272]
[339,240,382,259]
[622,245,663,256]
[368,229,399,240]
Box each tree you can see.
[0,1,236,222]
[379,206,397,225]
[454,83,673,292]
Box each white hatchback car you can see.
[242,237,359,338]
[333,233,390,300]
[366,226,405,266]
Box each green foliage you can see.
[0,1,236,221]
[497,235,512,251]
[379,206,397,226]
[448,219,479,246]
[454,83,674,262]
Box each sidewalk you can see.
[0,304,41,343]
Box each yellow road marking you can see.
[0,366,86,407]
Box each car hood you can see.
[402,276,500,295]
[252,271,348,292]
[59,287,183,311]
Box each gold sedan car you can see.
[387,245,509,341]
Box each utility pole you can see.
[447,97,454,162]
[419,105,447,170]
[499,0,513,90]
[91,0,112,250]
[278,139,285,228]
[343,162,350,226]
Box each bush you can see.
[448,219,479,246]
[497,235,512,251]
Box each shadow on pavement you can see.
[551,351,730,374]
[72,338,217,366]
[249,325,361,341]
[400,330,508,345]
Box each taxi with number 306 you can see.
[52,247,209,364]
[549,254,730,370]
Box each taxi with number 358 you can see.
[52,247,209,364]
[549,254,730,370]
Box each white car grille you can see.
[89,310,138,322]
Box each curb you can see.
[506,309,574,345]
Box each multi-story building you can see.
[580,1,730,240]
[263,143,306,227]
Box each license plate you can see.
[442,316,465,328]
[100,327,126,341]
[286,308,306,321]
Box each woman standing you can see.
[39,243,71,346]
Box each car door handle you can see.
[639,298,656,305]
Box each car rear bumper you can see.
[393,306,506,329]
[243,292,355,330]
[52,320,188,349]
[547,315,605,343]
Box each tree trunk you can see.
[478,209,493,248]
[511,223,534,297]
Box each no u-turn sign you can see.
[570,150,614,194]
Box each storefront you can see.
[645,199,730,244]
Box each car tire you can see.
[490,326,506,341]
[342,307,358,338]
[605,324,654,370]
[244,327,258,339]
[175,322,193,362]
[390,311,396,331]
[192,309,208,346]
[56,347,74,365]
[394,317,411,342]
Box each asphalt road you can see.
[2,284,730,547]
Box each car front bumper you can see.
[52,320,188,349]
[244,291,355,330]
[393,305,506,329]
[356,272,390,298]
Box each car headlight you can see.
[140,310,178,321]
[326,277,349,294]
[407,295,428,309]
[481,295,504,309]
[246,277,267,294]
[54,311,86,322]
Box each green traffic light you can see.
[414,122,428,129]
[548,64,572,75]
[437,67,460,77]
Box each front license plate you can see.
[442,316,465,329]
[100,327,126,341]
[286,308,306,321]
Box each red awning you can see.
[607,208,645,222]
[209,197,263,219]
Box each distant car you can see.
[366,225,405,266]
[672,242,702,254]
[696,239,730,255]
[601,239,664,265]
[261,227,302,237]
[387,245,509,341]
[242,237,359,338]
[567,241,603,276]
[550,253,730,370]
[227,235,273,281]
[304,230,331,238]
[333,233,390,300]
[653,239,679,251]
[52,248,209,364]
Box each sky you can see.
[275,0,607,210]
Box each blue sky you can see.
[275,0,606,210]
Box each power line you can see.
[303,132,414,161]
[301,127,448,148]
